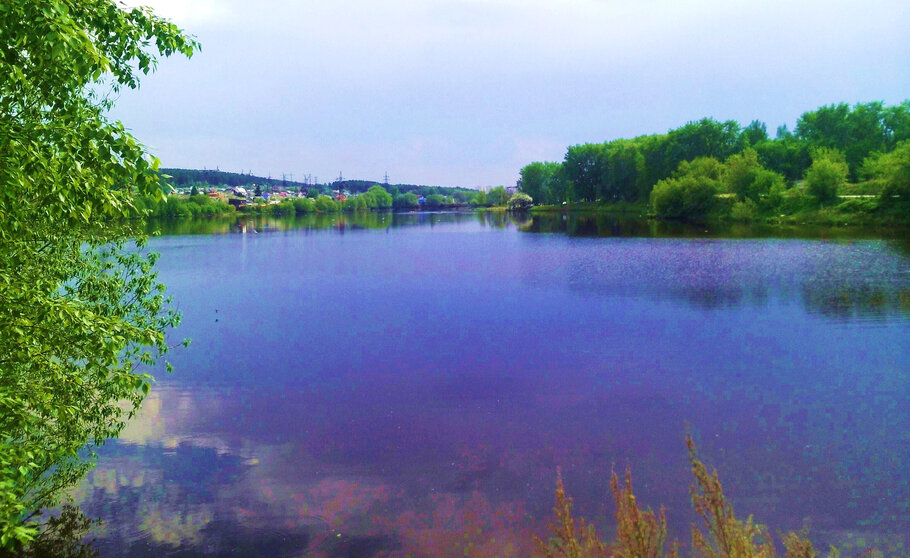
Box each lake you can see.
[74,212,909,556]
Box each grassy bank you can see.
[526,196,908,228]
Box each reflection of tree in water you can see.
[15,505,100,558]
[534,231,909,318]
[798,243,910,319]
[520,214,655,237]
[802,285,910,319]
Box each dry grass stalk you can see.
[539,437,843,558]
[535,468,608,558]
[611,467,679,558]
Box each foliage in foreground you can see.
[537,437,839,558]
[0,0,196,549]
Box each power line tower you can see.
[384,172,389,186]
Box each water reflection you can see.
[20,506,100,558]
[146,211,490,236]
[76,212,910,556]
[149,210,910,242]
[74,386,541,556]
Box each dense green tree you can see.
[547,165,575,204]
[469,190,488,206]
[753,136,809,182]
[393,193,419,208]
[424,194,447,207]
[190,185,199,196]
[366,185,393,208]
[674,156,724,180]
[883,102,910,149]
[722,149,784,202]
[0,0,197,548]
[601,140,647,201]
[487,186,510,206]
[314,195,341,213]
[796,101,910,180]
[518,162,561,204]
[865,139,910,202]
[451,190,473,204]
[796,103,851,150]
[637,133,675,186]
[271,199,296,216]
[359,195,373,210]
[665,118,741,165]
[804,148,848,204]
[738,120,769,148]
[563,143,605,201]
[293,197,315,213]
[651,158,721,219]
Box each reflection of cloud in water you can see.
[118,388,248,461]
[83,298,910,555]
[77,385,545,556]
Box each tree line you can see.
[518,101,910,219]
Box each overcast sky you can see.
[114,0,910,189]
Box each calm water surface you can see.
[76,213,910,556]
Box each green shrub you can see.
[650,175,718,220]
[272,200,296,216]
[314,195,340,213]
[425,194,447,208]
[834,197,878,214]
[367,185,393,208]
[471,190,489,206]
[293,197,315,214]
[722,149,786,203]
[730,199,757,222]
[393,193,419,208]
[675,156,724,180]
[865,140,910,203]
[778,187,813,214]
[508,192,533,210]
[805,148,848,205]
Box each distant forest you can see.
[160,168,479,202]
[518,101,910,206]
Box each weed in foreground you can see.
[538,436,843,558]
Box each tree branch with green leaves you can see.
[0,0,198,548]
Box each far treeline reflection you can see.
[148,208,910,241]
[147,211,910,322]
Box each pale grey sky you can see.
[115,0,910,188]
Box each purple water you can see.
[76,213,910,556]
